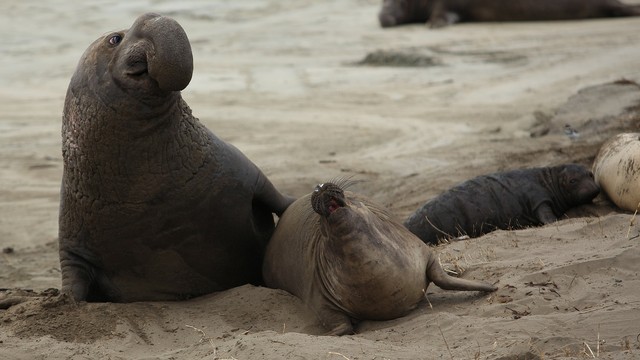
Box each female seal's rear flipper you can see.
[425,253,497,292]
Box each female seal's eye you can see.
[109,35,122,45]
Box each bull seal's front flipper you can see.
[535,203,558,225]
[59,249,119,302]
[59,250,96,301]
[425,253,497,292]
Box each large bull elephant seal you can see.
[593,133,640,212]
[378,0,640,28]
[404,164,600,245]
[57,13,294,302]
[262,181,496,336]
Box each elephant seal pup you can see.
[263,182,496,336]
[57,13,293,302]
[593,133,640,212]
[404,164,600,245]
[378,0,640,28]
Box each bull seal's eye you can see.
[109,35,122,46]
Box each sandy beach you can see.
[2,0,640,358]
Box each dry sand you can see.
[2,0,640,359]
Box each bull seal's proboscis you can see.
[58,13,293,302]
[262,182,496,336]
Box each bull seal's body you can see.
[378,0,640,28]
[58,13,293,302]
[404,164,600,245]
[593,133,640,212]
[262,182,496,336]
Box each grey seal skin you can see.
[263,182,496,336]
[378,0,640,28]
[404,164,600,245]
[58,13,294,302]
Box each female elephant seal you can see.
[57,13,293,302]
[378,0,640,28]
[262,182,496,336]
[593,133,640,212]
[404,164,600,245]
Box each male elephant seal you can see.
[593,133,640,212]
[404,164,600,245]
[262,181,496,336]
[57,13,293,302]
[378,0,640,28]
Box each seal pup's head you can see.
[556,164,600,206]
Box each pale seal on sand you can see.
[263,181,496,335]
[593,133,640,212]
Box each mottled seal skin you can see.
[404,164,600,245]
[58,13,294,302]
[593,133,640,212]
[378,0,640,28]
[263,182,496,336]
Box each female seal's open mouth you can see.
[328,197,343,214]
[311,183,347,217]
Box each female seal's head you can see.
[311,183,347,218]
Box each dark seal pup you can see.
[57,13,294,302]
[404,164,600,245]
[378,0,640,28]
[263,182,496,336]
